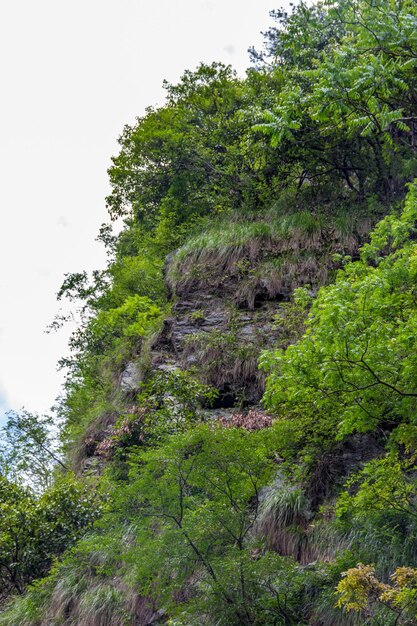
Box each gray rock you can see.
[147,257,288,407]
[120,361,142,392]
[239,325,256,338]
[82,456,105,476]
[203,408,234,421]
[157,363,178,373]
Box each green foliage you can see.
[336,563,417,625]
[89,369,219,463]
[138,369,218,442]
[9,2,417,623]
[183,326,263,400]
[106,253,165,306]
[0,410,66,492]
[89,295,161,354]
[58,289,164,452]
[262,184,417,456]
[260,184,417,617]
[1,426,326,625]
[333,453,417,576]
[107,64,246,227]
[337,455,417,522]
[0,474,101,600]
[106,424,321,625]
[253,0,417,202]
[273,286,313,345]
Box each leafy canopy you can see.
[262,183,417,450]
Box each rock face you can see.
[151,260,286,408]
[120,361,143,392]
[133,217,368,410]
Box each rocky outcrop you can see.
[120,361,143,392]
[82,220,369,470]
[151,274,284,407]
[153,216,369,409]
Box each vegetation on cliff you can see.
[3,1,417,624]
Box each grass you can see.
[256,481,362,565]
[75,584,127,626]
[0,539,156,626]
[256,485,313,562]
[46,578,129,626]
[234,253,329,308]
[167,209,368,299]
[183,329,264,397]
[0,590,45,626]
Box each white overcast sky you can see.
[0,0,279,420]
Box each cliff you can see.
[3,2,417,623]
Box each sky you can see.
[0,0,278,421]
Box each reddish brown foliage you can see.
[219,408,273,431]
[94,407,147,459]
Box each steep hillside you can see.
[3,2,417,625]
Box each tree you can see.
[111,424,311,625]
[254,0,417,202]
[337,563,417,625]
[0,410,66,492]
[106,62,278,237]
[261,183,417,449]
[0,474,101,600]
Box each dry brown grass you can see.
[234,254,330,309]
[183,330,264,397]
[256,486,314,563]
[218,408,274,430]
[256,482,355,566]
[43,568,156,626]
[167,212,368,303]
[70,410,119,472]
